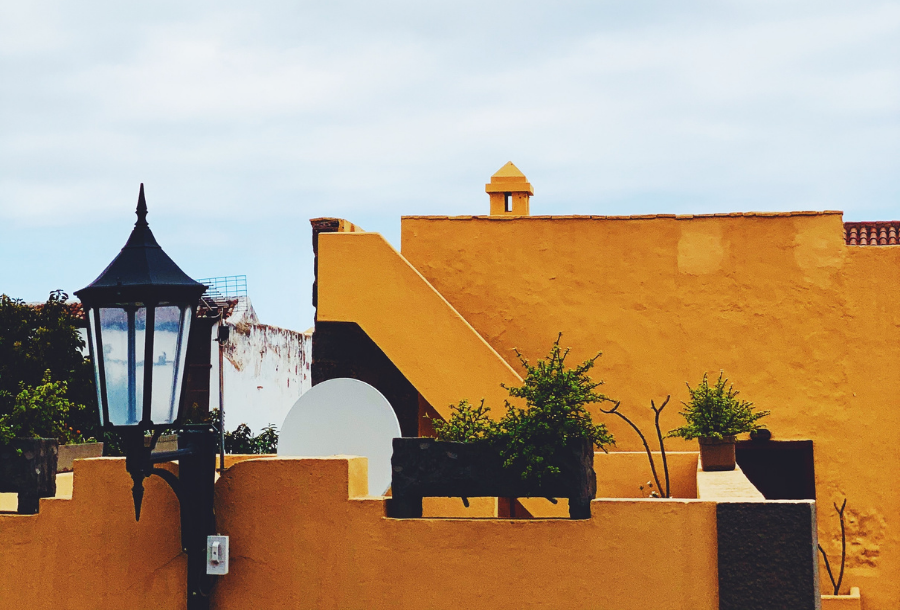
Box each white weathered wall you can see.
[209,300,311,435]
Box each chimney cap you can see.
[486,161,533,194]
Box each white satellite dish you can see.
[278,378,401,495]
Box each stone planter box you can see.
[821,587,861,610]
[148,434,179,453]
[57,442,105,473]
[0,438,58,514]
[390,437,596,519]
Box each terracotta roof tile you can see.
[844,222,900,246]
[22,301,86,327]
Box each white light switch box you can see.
[206,535,229,575]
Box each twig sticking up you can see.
[599,396,671,498]
[817,498,848,595]
[651,398,671,500]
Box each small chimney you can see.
[486,162,533,216]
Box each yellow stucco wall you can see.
[594,451,698,499]
[316,231,521,419]
[398,212,899,607]
[0,459,185,610]
[0,456,718,610]
[213,457,718,610]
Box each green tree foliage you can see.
[437,335,615,484]
[0,291,97,441]
[0,370,88,444]
[668,371,769,440]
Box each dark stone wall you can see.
[717,501,821,610]
[310,218,342,310]
[312,321,420,437]
[0,438,58,514]
[736,440,816,500]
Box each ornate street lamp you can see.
[76,184,222,610]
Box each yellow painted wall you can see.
[0,456,718,610]
[594,451,698,499]
[0,459,185,610]
[316,231,521,419]
[213,457,718,610]
[422,495,499,517]
[399,212,899,607]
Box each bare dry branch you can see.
[818,498,848,595]
[599,400,666,497]
[651,396,671,498]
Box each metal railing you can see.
[195,275,248,316]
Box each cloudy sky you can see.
[1,0,898,330]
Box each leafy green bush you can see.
[431,399,493,442]
[667,372,769,441]
[497,338,615,482]
[252,424,279,454]
[437,335,615,484]
[0,370,90,445]
[208,409,279,454]
[223,423,279,454]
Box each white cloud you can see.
[1,0,898,327]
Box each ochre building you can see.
[312,162,897,609]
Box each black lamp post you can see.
[76,184,220,610]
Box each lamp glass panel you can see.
[98,306,146,426]
[150,305,189,425]
[173,306,192,419]
[86,308,104,422]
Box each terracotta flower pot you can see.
[699,436,736,471]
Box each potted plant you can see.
[390,336,614,519]
[668,372,769,471]
[0,371,89,513]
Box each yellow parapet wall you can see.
[0,456,719,610]
[0,459,185,610]
[316,231,521,419]
[213,457,718,610]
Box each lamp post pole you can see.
[218,312,226,472]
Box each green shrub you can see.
[249,424,279,454]
[437,335,615,484]
[0,370,90,445]
[431,399,493,443]
[209,409,279,454]
[668,371,769,441]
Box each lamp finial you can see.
[136,183,148,228]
